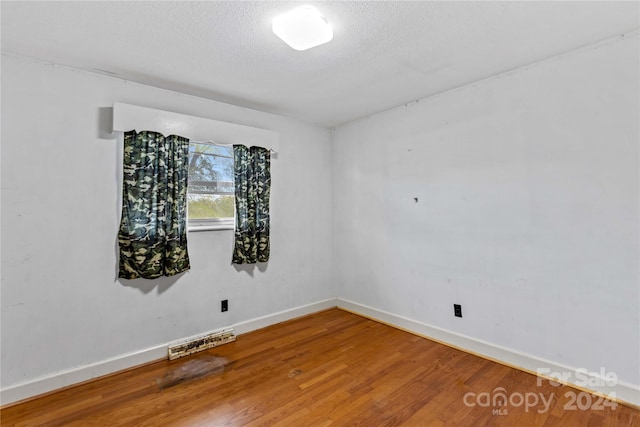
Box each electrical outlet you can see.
[454,304,462,318]
[221,300,228,312]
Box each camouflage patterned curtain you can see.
[118,130,191,279]
[232,145,271,264]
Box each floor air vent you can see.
[168,329,236,360]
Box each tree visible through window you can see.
[188,142,235,229]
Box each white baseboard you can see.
[0,298,338,406]
[0,344,168,407]
[232,298,337,335]
[337,298,640,408]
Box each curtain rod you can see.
[191,140,277,154]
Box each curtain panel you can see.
[232,145,271,264]
[118,130,191,279]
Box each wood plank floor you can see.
[2,308,639,426]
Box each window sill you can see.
[188,221,234,232]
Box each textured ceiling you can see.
[2,1,638,127]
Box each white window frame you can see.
[187,141,235,232]
[113,102,279,233]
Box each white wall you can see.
[0,55,335,394]
[333,34,639,388]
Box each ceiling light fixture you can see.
[272,6,333,51]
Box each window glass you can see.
[188,143,234,229]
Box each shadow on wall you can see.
[97,107,114,140]
[117,273,184,294]
[232,262,269,277]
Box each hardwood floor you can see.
[2,308,639,426]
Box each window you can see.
[187,142,235,231]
